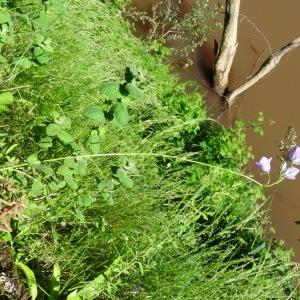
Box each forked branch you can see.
[226,37,300,104]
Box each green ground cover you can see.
[0,0,299,299]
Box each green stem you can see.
[264,177,285,188]
[0,152,263,186]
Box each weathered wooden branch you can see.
[213,0,240,95]
[226,36,300,104]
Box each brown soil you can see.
[0,241,29,300]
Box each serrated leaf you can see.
[114,103,129,127]
[126,83,143,100]
[83,105,105,123]
[116,168,133,188]
[88,130,100,154]
[46,123,60,136]
[99,82,122,99]
[57,129,74,144]
[39,136,52,148]
[16,261,38,300]
[38,11,49,32]
[0,92,13,105]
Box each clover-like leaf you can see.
[126,83,143,100]
[83,105,105,123]
[88,130,101,154]
[46,123,60,136]
[116,168,133,188]
[38,137,52,148]
[57,129,74,144]
[99,82,122,99]
[114,103,129,127]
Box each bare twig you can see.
[227,36,300,104]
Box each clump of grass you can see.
[0,0,298,299]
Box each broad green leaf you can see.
[30,179,44,197]
[57,165,73,177]
[99,82,122,99]
[0,92,13,105]
[126,83,143,100]
[65,174,78,189]
[39,137,52,148]
[40,38,54,53]
[45,0,66,14]
[35,34,45,45]
[36,164,54,176]
[114,103,129,127]
[27,153,41,166]
[38,12,49,32]
[0,104,9,112]
[74,274,106,299]
[58,181,66,188]
[88,130,100,154]
[83,105,105,123]
[49,262,61,300]
[75,208,85,222]
[116,168,133,188]
[33,46,50,65]
[16,261,38,300]
[66,290,79,300]
[63,158,77,169]
[56,116,71,129]
[16,13,31,27]
[0,11,11,24]
[46,123,60,136]
[57,165,78,189]
[75,158,88,176]
[78,195,93,208]
[15,57,32,69]
[57,129,74,144]
[48,182,59,192]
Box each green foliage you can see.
[125,0,221,60]
[15,261,38,300]
[0,0,298,299]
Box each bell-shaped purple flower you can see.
[288,146,300,165]
[283,166,299,180]
[256,156,272,173]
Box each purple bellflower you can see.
[256,156,272,173]
[281,163,299,180]
[288,146,300,165]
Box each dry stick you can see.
[213,0,240,96]
[226,36,300,105]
